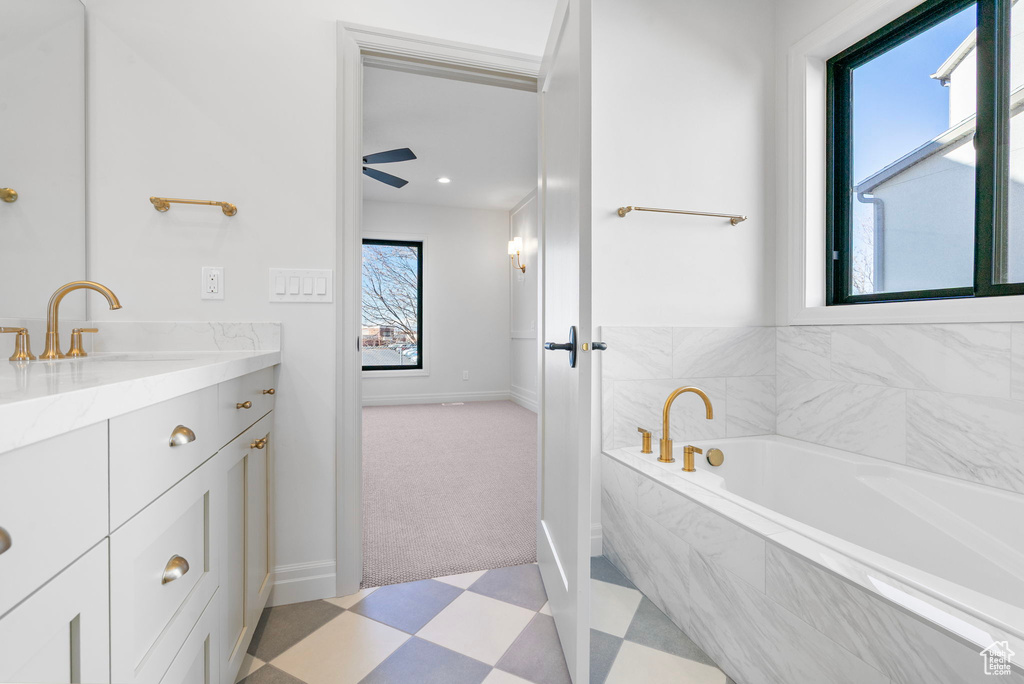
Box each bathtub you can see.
[601,435,1024,684]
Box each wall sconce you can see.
[508,237,526,273]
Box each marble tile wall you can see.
[777,323,1024,494]
[600,327,776,450]
[90,321,282,352]
[602,454,1024,684]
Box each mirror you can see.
[0,0,86,321]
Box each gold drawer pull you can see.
[262,388,275,395]
[0,526,11,556]
[236,401,253,409]
[168,425,197,447]
[250,438,267,450]
[162,555,190,584]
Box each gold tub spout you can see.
[658,386,713,467]
[40,281,122,360]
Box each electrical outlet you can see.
[462,370,470,381]
[201,267,224,300]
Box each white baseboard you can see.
[270,560,337,606]
[510,385,538,413]
[362,390,511,407]
[591,522,603,557]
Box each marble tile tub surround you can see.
[600,326,776,450]
[777,323,1024,494]
[601,453,1024,684]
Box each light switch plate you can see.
[269,268,333,303]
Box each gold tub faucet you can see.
[658,386,713,467]
[40,281,122,360]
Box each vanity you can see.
[0,352,280,684]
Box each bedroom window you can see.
[361,239,423,371]
[826,0,1024,304]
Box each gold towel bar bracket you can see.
[151,197,237,216]
[617,205,746,225]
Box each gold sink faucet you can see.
[658,386,713,467]
[40,281,122,360]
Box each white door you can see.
[536,1,592,682]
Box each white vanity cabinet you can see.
[0,362,278,684]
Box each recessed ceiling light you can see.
[437,177,451,184]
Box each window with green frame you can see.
[827,0,1024,305]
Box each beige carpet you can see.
[361,400,538,587]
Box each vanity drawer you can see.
[0,541,110,684]
[110,386,219,528]
[110,456,220,684]
[160,592,220,684]
[218,367,276,445]
[0,422,107,617]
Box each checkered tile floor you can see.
[239,558,733,684]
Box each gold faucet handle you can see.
[637,427,653,454]
[0,328,36,362]
[67,327,99,358]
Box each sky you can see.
[852,4,977,182]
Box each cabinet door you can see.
[246,429,273,630]
[0,541,109,684]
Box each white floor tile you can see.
[606,641,726,684]
[417,591,536,665]
[539,602,552,616]
[324,586,377,609]
[233,654,264,683]
[591,578,643,638]
[434,569,487,589]
[483,669,535,684]
[272,611,410,684]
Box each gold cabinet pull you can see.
[161,555,190,584]
[236,401,253,409]
[0,526,11,555]
[168,425,197,447]
[262,388,275,395]
[250,438,267,450]
[0,188,17,203]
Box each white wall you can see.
[509,191,539,411]
[361,200,511,405]
[589,0,778,552]
[85,0,555,601]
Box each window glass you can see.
[1006,2,1024,283]
[362,240,422,370]
[848,4,977,295]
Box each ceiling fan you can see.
[362,148,417,188]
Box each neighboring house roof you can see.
[856,85,1024,194]
[931,29,977,85]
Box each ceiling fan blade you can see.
[362,148,417,165]
[363,166,409,188]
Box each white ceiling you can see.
[362,66,537,211]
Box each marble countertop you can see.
[0,350,281,454]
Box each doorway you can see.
[354,56,539,588]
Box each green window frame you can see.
[826,0,1024,305]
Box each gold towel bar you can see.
[151,197,237,216]
[617,205,746,225]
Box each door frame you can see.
[334,23,542,596]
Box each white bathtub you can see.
[603,435,1024,680]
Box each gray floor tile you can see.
[590,556,635,589]
[623,596,718,667]
[238,664,307,684]
[495,613,571,684]
[468,564,548,611]
[359,637,491,684]
[349,579,463,633]
[247,600,345,662]
[589,629,623,684]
